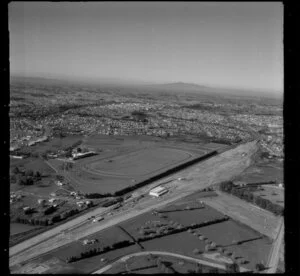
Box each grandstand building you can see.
[149,186,168,197]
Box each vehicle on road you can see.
[92,217,104,223]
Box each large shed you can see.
[149,186,168,197]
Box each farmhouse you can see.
[149,186,168,197]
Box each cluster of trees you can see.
[85,193,111,199]
[156,258,176,274]
[219,181,284,216]
[101,197,123,207]
[15,216,50,226]
[225,262,240,273]
[187,263,220,274]
[137,217,229,243]
[16,207,81,227]
[12,167,42,186]
[131,110,148,122]
[66,240,135,263]
[44,205,57,215]
[63,140,82,157]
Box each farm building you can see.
[56,181,63,186]
[149,186,168,197]
[38,199,46,205]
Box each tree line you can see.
[11,167,42,186]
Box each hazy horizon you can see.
[9,2,283,95]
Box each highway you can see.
[9,141,258,269]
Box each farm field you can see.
[37,191,271,273]
[50,226,133,261]
[199,220,272,270]
[158,204,225,227]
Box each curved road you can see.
[92,251,250,274]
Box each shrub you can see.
[225,262,239,273]
[255,262,265,272]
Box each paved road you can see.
[92,250,250,274]
[9,141,258,268]
[265,218,284,273]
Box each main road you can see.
[10,141,258,269]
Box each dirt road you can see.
[10,141,259,268]
[265,218,284,273]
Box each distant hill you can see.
[10,76,282,100]
[145,82,211,92]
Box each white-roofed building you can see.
[149,186,168,197]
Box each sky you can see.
[9,2,283,94]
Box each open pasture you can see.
[10,223,40,236]
[50,226,132,261]
[10,157,55,175]
[234,161,283,183]
[159,205,226,227]
[199,220,272,270]
[119,212,170,239]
